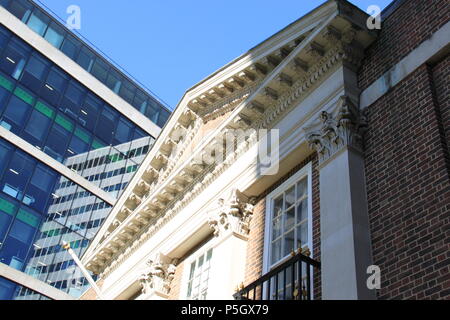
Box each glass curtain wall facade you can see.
[0,0,169,300]
[0,0,171,127]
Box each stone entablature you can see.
[82,0,377,278]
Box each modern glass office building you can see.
[0,0,170,300]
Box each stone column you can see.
[306,96,376,300]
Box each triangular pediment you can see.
[82,0,378,276]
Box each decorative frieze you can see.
[208,189,256,238]
[305,96,368,164]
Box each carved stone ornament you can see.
[208,189,257,238]
[305,96,368,164]
[139,253,177,296]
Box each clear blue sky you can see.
[37,0,392,109]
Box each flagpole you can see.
[62,241,105,300]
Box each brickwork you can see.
[364,64,450,300]
[243,154,322,299]
[358,0,450,90]
[169,259,185,300]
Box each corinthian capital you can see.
[139,253,177,297]
[208,189,257,238]
[305,96,368,164]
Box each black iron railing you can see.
[234,249,320,300]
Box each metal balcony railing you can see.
[234,248,320,301]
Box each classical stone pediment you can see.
[82,0,377,277]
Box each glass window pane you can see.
[0,195,16,241]
[0,25,11,52]
[273,196,283,218]
[1,152,34,201]
[44,123,70,162]
[42,67,68,105]
[157,109,170,127]
[6,0,32,22]
[105,70,122,94]
[114,118,132,144]
[23,108,52,146]
[0,140,13,178]
[132,90,147,113]
[76,47,94,72]
[44,22,65,48]
[283,230,295,257]
[119,79,135,104]
[27,9,50,36]
[271,239,281,265]
[1,94,33,134]
[95,108,117,144]
[145,99,160,124]
[80,94,101,131]
[61,35,80,60]
[284,207,295,232]
[26,165,56,211]
[0,85,11,116]
[285,187,295,209]
[297,178,308,199]
[21,53,49,93]
[297,224,308,248]
[296,200,308,224]
[1,38,30,80]
[91,58,109,83]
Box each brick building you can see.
[81,0,449,300]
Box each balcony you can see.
[234,249,320,300]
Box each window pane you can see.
[157,109,170,127]
[6,0,32,22]
[285,187,295,209]
[77,47,95,72]
[42,67,68,105]
[95,108,117,144]
[0,195,16,241]
[297,178,308,199]
[114,118,132,144]
[272,216,281,240]
[297,223,308,247]
[80,94,101,131]
[44,124,70,162]
[21,53,49,92]
[1,38,30,80]
[296,200,308,224]
[283,230,295,257]
[91,58,109,83]
[27,9,50,36]
[146,99,160,124]
[0,140,12,177]
[1,152,34,201]
[105,70,122,93]
[1,94,33,134]
[26,165,56,211]
[273,196,283,218]
[0,85,11,116]
[23,109,52,146]
[132,90,147,113]
[119,80,135,104]
[284,207,295,232]
[61,35,80,60]
[271,239,281,265]
[44,22,65,48]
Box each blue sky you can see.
[37,0,392,109]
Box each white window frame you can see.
[263,162,313,274]
[180,241,214,300]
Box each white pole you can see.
[62,241,105,300]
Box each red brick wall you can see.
[244,154,322,299]
[364,63,450,300]
[431,55,450,170]
[358,0,450,90]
